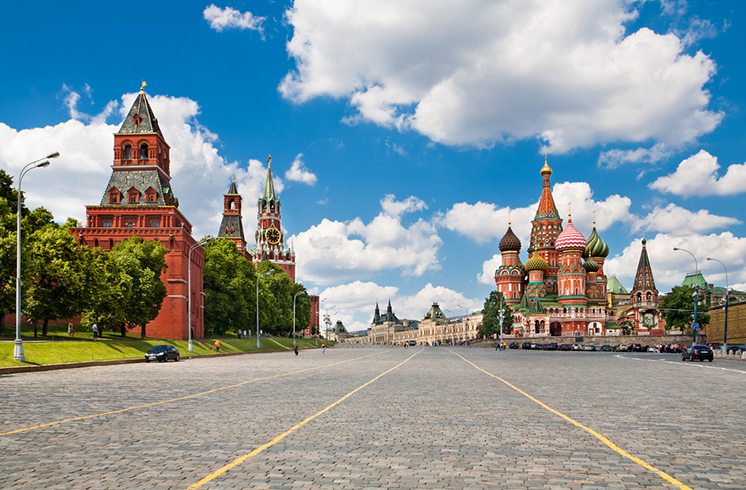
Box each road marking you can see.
[0,351,381,437]
[453,351,692,490]
[187,349,421,489]
[267,338,292,350]
[615,355,746,375]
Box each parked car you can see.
[145,345,180,363]
[530,342,541,350]
[522,341,533,350]
[572,343,583,351]
[630,343,644,352]
[559,343,573,351]
[509,341,520,349]
[582,344,597,351]
[600,344,613,352]
[682,344,713,362]
[647,346,658,352]
[544,342,559,351]
[616,344,628,352]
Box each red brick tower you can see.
[217,178,251,259]
[70,83,203,340]
[253,156,296,280]
[529,158,563,297]
[630,238,663,333]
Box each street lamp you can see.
[187,237,213,352]
[14,152,58,362]
[256,269,275,348]
[293,290,307,348]
[498,294,505,348]
[673,247,700,344]
[706,257,730,352]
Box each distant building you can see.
[681,272,746,307]
[707,301,746,345]
[628,239,664,334]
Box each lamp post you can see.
[256,269,275,349]
[292,290,306,348]
[498,295,505,348]
[673,247,700,344]
[706,257,730,351]
[14,152,58,362]
[187,237,213,352]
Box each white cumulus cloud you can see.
[290,195,441,285]
[633,203,741,235]
[649,150,746,197]
[284,153,317,185]
[203,4,265,34]
[280,0,721,152]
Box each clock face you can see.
[265,226,281,245]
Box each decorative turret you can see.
[584,224,610,258]
[555,217,587,251]
[496,221,525,305]
[630,238,661,331]
[525,252,548,272]
[525,252,548,298]
[583,257,599,273]
[372,302,381,325]
[528,157,563,296]
[556,215,587,305]
[218,177,248,256]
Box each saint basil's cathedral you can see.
[496,159,662,337]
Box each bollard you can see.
[741,351,746,361]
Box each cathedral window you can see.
[123,144,132,160]
[102,218,113,228]
[139,143,148,160]
[128,188,141,204]
[109,188,121,204]
[637,292,642,303]
[148,218,160,228]
[124,217,137,228]
[646,292,652,302]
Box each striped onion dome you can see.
[555,218,586,251]
[583,257,599,273]
[585,226,610,258]
[498,226,521,252]
[525,252,548,272]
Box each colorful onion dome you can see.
[585,225,610,258]
[525,252,548,272]
[498,226,521,252]
[555,218,586,251]
[583,257,599,273]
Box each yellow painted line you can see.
[267,338,292,350]
[187,349,422,489]
[452,351,692,490]
[0,351,381,437]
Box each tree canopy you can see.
[479,291,514,337]
[660,285,710,331]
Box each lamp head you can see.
[36,159,51,168]
[673,247,680,251]
[46,152,60,159]
[706,257,713,261]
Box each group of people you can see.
[495,340,508,351]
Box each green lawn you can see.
[0,337,323,368]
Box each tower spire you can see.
[632,238,657,292]
[263,155,276,201]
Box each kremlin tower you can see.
[70,83,203,340]
[629,239,663,333]
[217,177,250,259]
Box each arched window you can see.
[123,144,132,160]
[637,292,642,303]
[128,188,140,204]
[646,292,652,302]
[229,199,236,210]
[139,143,148,160]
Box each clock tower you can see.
[253,156,296,280]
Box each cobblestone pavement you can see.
[1,347,744,489]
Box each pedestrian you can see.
[92,323,99,340]
[294,344,299,356]
[67,321,74,337]
[214,339,221,353]
[322,342,326,355]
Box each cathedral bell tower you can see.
[253,155,296,280]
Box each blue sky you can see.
[2,0,745,331]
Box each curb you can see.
[0,345,318,375]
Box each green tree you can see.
[479,291,514,337]
[660,285,710,331]
[24,225,90,336]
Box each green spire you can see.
[263,155,276,201]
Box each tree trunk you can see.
[120,324,126,337]
[33,321,38,338]
[42,318,49,337]
[141,324,146,339]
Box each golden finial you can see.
[140,81,147,93]
[232,174,236,183]
[540,153,552,175]
[267,154,272,167]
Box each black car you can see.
[544,342,559,351]
[509,341,520,349]
[600,344,613,352]
[630,343,644,352]
[559,343,573,351]
[682,344,713,362]
[522,341,532,350]
[145,345,180,363]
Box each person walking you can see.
[214,339,221,353]
[68,321,74,337]
[92,323,99,340]
[294,344,299,356]
[322,342,326,355]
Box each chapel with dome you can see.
[495,159,612,337]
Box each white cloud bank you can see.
[291,195,440,285]
[203,4,265,35]
[649,150,746,197]
[281,0,720,152]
